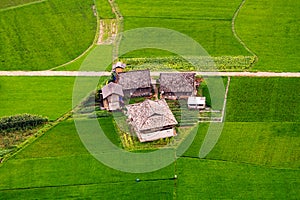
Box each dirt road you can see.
[0,71,299,77]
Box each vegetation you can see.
[0,114,47,133]
[117,0,250,58]
[235,0,300,72]
[0,0,40,9]
[0,0,96,70]
[177,158,299,199]
[0,0,299,199]
[122,56,256,71]
[95,0,115,19]
[207,122,300,168]
[0,77,75,120]
[226,77,300,122]
[0,120,298,199]
[0,120,175,199]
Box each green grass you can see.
[0,0,39,9]
[117,0,250,57]
[0,120,175,199]
[207,122,300,168]
[177,158,299,199]
[0,77,75,120]
[95,0,115,19]
[236,0,300,72]
[184,122,300,169]
[1,120,299,199]
[226,77,300,122]
[0,0,96,70]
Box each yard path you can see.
[0,71,299,77]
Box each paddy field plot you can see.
[117,0,250,58]
[0,0,96,70]
[0,118,299,199]
[0,77,75,120]
[0,120,175,199]
[225,77,300,122]
[235,0,300,71]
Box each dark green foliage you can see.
[0,114,48,134]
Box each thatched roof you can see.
[126,99,177,131]
[118,70,151,90]
[159,73,195,93]
[102,82,124,99]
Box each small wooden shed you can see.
[188,96,206,109]
[102,82,124,111]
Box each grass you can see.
[225,77,300,122]
[0,0,40,9]
[0,120,175,199]
[177,158,299,199]
[117,0,250,58]
[0,0,96,70]
[207,122,300,168]
[235,0,300,72]
[1,119,299,199]
[0,77,75,120]
[95,0,115,19]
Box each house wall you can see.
[140,125,175,134]
[188,104,205,109]
[106,94,122,110]
[162,92,193,99]
[124,88,152,97]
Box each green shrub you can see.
[89,110,112,118]
[121,56,256,71]
[0,114,48,134]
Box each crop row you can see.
[122,56,256,71]
[0,114,48,134]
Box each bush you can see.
[0,114,48,135]
[88,110,112,118]
[121,56,256,71]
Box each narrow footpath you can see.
[0,71,299,77]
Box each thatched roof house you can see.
[126,99,178,142]
[112,61,126,73]
[159,73,196,99]
[118,70,152,97]
[102,82,124,111]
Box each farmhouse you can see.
[102,82,124,111]
[126,99,178,142]
[159,73,196,99]
[117,70,152,97]
[188,96,206,109]
[112,61,126,74]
